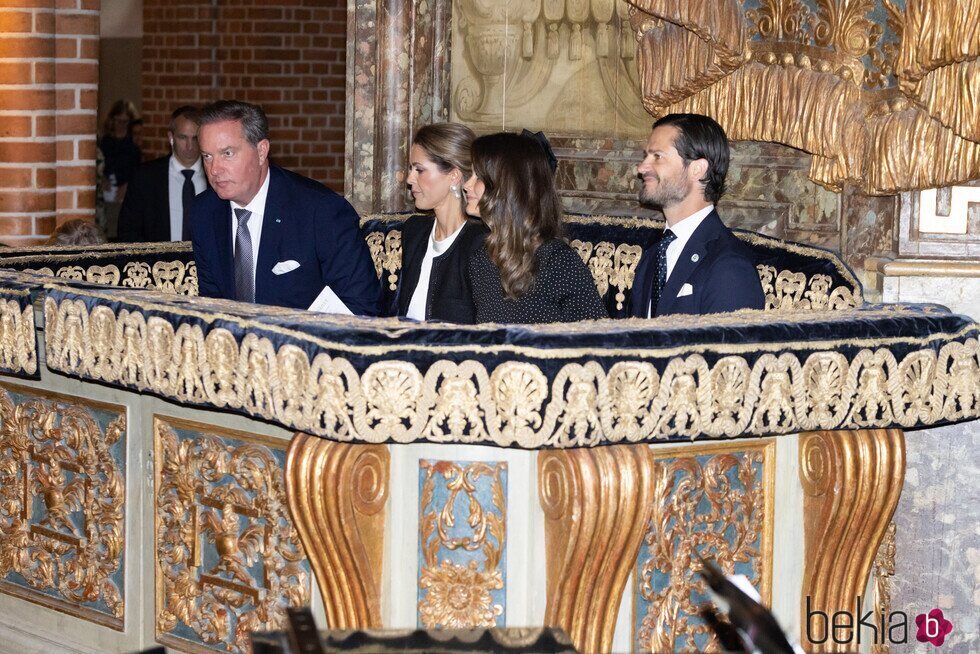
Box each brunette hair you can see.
[412,123,474,211]
[45,219,106,246]
[472,132,563,300]
[652,113,729,203]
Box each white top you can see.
[406,222,465,321]
[648,204,714,318]
[230,169,271,288]
[168,156,207,241]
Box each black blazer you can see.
[117,155,173,242]
[191,165,380,315]
[628,210,765,317]
[394,215,489,323]
[117,155,209,243]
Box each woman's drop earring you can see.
[451,184,461,198]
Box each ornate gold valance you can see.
[628,0,980,194]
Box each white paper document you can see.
[307,285,353,315]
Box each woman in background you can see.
[98,99,142,202]
[394,123,489,323]
[464,132,607,324]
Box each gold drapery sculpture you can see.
[628,0,980,195]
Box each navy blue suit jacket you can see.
[628,210,765,317]
[190,165,380,315]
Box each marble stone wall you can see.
[892,422,979,653]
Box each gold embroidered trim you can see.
[41,284,970,359]
[0,296,37,375]
[43,295,979,448]
[21,262,198,296]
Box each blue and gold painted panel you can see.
[633,441,775,653]
[154,417,311,654]
[0,382,126,628]
[417,459,507,629]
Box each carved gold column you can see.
[538,445,656,654]
[799,429,905,653]
[285,434,390,628]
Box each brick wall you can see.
[142,0,347,192]
[0,0,99,245]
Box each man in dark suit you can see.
[629,113,765,317]
[117,106,207,242]
[190,100,379,314]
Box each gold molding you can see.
[42,294,980,448]
[869,257,980,277]
[538,445,656,654]
[896,0,980,143]
[418,460,507,629]
[0,382,125,629]
[635,439,775,651]
[154,416,310,653]
[285,434,389,629]
[799,429,905,653]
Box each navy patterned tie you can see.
[234,208,254,302]
[651,229,676,315]
[180,169,195,240]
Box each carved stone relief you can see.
[451,0,649,139]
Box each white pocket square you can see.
[677,283,694,297]
[272,260,300,275]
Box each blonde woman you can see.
[394,123,489,323]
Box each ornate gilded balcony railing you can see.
[0,213,975,447]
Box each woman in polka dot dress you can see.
[463,132,607,324]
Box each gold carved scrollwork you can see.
[799,429,905,653]
[0,384,125,628]
[538,445,656,654]
[418,460,507,629]
[285,434,389,628]
[155,419,310,653]
[636,442,774,652]
[630,0,980,194]
[43,296,980,447]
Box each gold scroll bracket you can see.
[286,433,390,628]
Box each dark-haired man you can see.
[628,113,765,317]
[118,106,207,242]
[190,100,379,314]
